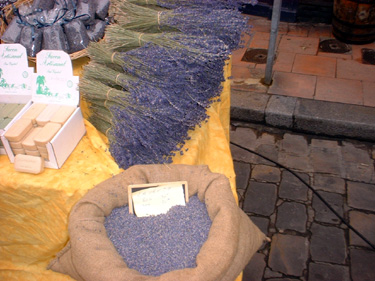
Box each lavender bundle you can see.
[86,42,226,107]
[112,0,258,10]
[82,40,230,168]
[80,76,193,167]
[80,0,252,169]
[82,61,208,128]
[104,24,231,60]
[113,1,250,50]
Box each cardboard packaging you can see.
[0,44,34,154]
[1,49,86,169]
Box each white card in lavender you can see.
[132,183,187,217]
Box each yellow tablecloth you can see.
[0,59,240,280]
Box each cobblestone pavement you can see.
[230,121,375,281]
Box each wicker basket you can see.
[0,0,90,62]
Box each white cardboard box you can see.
[0,44,34,154]
[1,49,86,169]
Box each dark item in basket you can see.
[0,1,16,10]
[76,0,95,26]
[1,17,22,43]
[19,25,43,57]
[64,19,89,53]
[32,0,55,11]
[105,195,212,276]
[42,24,69,53]
[53,0,78,11]
[95,0,110,20]
[86,19,106,42]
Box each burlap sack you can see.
[48,164,266,281]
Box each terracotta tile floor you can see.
[232,15,375,108]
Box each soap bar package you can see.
[0,44,34,155]
[2,50,86,169]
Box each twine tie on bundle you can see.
[138,33,144,46]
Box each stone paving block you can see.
[312,173,346,194]
[249,215,269,236]
[254,143,279,165]
[310,223,347,264]
[341,141,373,163]
[341,141,375,183]
[231,70,269,92]
[278,152,313,173]
[230,143,256,163]
[294,99,375,142]
[233,161,251,190]
[344,162,375,183]
[257,131,277,145]
[243,181,277,216]
[293,54,336,77]
[278,35,319,55]
[251,164,281,183]
[308,262,350,281]
[276,201,307,233]
[315,76,363,105]
[337,58,375,82]
[312,191,344,225]
[230,90,269,123]
[279,170,310,201]
[310,146,343,176]
[273,51,295,72]
[268,233,309,276]
[347,181,375,212]
[350,248,375,281]
[230,126,258,150]
[349,210,375,248]
[310,138,339,149]
[268,71,316,99]
[243,252,266,281]
[280,133,310,156]
[265,95,297,129]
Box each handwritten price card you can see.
[128,181,189,217]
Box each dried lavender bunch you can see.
[108,102,192,166]
[112,0,258,10]
[83,61,208,128]
[80,69,195,168]
[104,25,231,61]
[86,42,226,106]
[113,1,250,50]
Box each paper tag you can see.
[0,44,28,69]
[36,50,73,76]
[31,50,80,106]
[0,67,33,95]
[31,74,79,105]
[0,44,33,101]
[128,181,188,217]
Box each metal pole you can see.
[263,0,282,86]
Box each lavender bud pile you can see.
[81,0,254,169]
[1,0,110,57]
[104,195,212,276]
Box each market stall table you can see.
[0,59,241,280]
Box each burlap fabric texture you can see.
[48,164,266,281]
